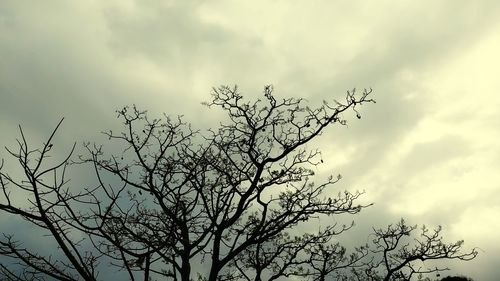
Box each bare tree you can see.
[351,219,478,281]
[0,86,476,281]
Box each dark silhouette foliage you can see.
[440,276,473,281]
[0,86,477,280]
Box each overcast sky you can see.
[1,1,500,280]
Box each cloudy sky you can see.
[1,1,500,280]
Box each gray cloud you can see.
[1,1,500,280]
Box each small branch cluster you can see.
[351,219,478,281]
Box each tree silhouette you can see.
[440,276,473,281]
[0,86,477,280]
[351,220,477,281]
